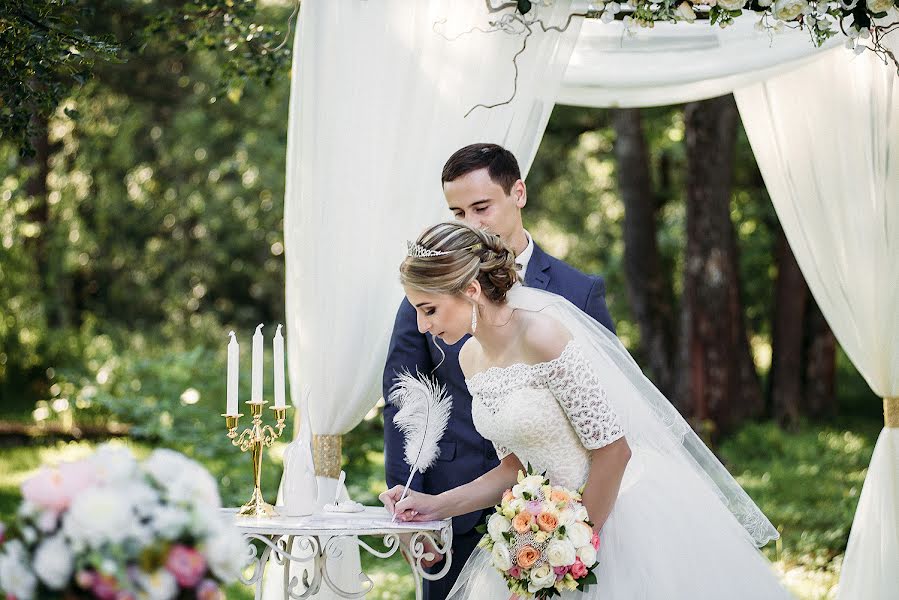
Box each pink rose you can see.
[75,570,96,589]
[507,565,522,579]
[553,565,570,580]
[197,580,223,600]
[525,500,543,515]
[91,574,119,600]
[591,531,601,551]
[165,545,207,588]
[21,460,95,514]
[570,558,588,579]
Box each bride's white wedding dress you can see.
[446,287,794,600]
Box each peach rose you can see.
[536,511,559,532]
[516,545,541,569]
[549,489,571,504]
[512,511,535,534]
[502,490,514,504]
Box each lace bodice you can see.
[466,340,624,490]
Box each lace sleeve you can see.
[539,342,625,450]
[493,443,512,461]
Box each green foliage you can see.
[0,2,290,412]
[0,0,118,156]
[1,0,292,156]
[720,420,879,572]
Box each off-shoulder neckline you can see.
[464,339,577,385]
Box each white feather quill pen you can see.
[388,369,453,521]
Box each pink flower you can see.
[592,531,601,551]
[525,500,543,515]
[570,558,588,579]
[91,574,119,600]
[21,460,96,514]
[553,565,570,580]
[197,579,224,600]
[75,570,96,589]
[507,565,522,579]
[165,545,207,588]
[0,521,5,544]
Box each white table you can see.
[223,507,453,599]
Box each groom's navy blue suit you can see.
[382,242,615,600]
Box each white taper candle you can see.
[226,331,239,415]
[252,324,264,403]
[273,324,285,408]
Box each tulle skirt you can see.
[447,450,794,600]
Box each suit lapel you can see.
[524,243,551,290]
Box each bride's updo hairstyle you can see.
[401,222,519,303]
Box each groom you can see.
[382,143,615,599]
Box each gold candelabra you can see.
[223,400,289,517]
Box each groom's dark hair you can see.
[441,143,521,195]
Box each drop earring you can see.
[471,304,478,334]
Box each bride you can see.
[380,221,793,599]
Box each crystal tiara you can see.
[406,241,482,258]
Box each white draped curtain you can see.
[276,0,584,595]
[557,18,897,598]
[558,17,840,107]
[734,47,898,600]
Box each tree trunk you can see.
[803,298,837,419]
[24,113,68,330]
[769,227,807,428]
[612,108,677,397]
[679,95,764,439]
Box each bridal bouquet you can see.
[476,467,599,598]
[0,444,247,600]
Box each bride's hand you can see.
[379,486,447,521]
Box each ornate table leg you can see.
[238,534,323,600]
[401,527,454,600]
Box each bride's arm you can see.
[581,438,631,531]
[383,453,524,522]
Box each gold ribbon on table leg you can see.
[313,433,342,478]
[884,397,899,429]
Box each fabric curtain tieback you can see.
[884,397,899,429]
[313,433,342,478]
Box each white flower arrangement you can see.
[0,444,245,600]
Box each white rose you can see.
[676,1,698,20]
[63,487,134,549]
[717,0,746,9]
[508,498,525,513]
[567,522,593,548]
[203,527,249,583]
[21,526,37,544]
[487,514,511,543]
[151,505,188,540]
[578,543,598,567]
[558,509,576,528]
[92,444,137,483]
[36,510,58,533]
[867,0,893,12]
[545,538,577,567]
[135,569,178,600]
[772,0,806,20]
[574,505,589,522]
[0,541,37,600]
[528,564,556,591]
[33,536,73,589]
[491,541,512,571]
